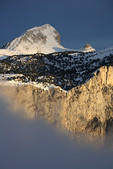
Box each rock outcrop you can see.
[80,43,96,52]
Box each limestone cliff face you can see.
[1,66,113,136]
[64,66,113,135]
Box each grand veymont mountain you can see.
[1,24,113,137]
[0,24,66,57]
[0,24,95,58]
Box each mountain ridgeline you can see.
[0,47,113,90]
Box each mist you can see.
[0,96,113,169]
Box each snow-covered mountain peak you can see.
[2,24,65,54]
[80,43,96,53]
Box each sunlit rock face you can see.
[1,66,113,137]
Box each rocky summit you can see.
[79,43,96,53]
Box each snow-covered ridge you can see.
[0,49,22,60]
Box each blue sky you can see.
[0,0,113,50]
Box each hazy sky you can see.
[0,0,113,50]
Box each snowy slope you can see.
[0,49,22,60]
